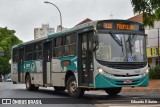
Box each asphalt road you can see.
[0,82,160,107]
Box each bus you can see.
[11,20,148,98]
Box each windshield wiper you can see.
[127,34,137,56]
[128,36,132,55]
[110,32,123,46]
[110,32,124,56]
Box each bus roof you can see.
[13,20,97,48]
[12,19,142,48]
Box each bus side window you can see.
[53,37,63,57]
[64,33,76,56]
[13,48,18,63]
[82,34,87,57]
[37,51,42,60]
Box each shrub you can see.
[149,65,160,79]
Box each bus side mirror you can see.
[145,34,148,45]
[93,33,98,43]
[93,35,98,51]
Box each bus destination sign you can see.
[97,20,144,32]
[103,23,135,30]
[116,24,134,30]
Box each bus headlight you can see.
[141,69,149,77]
[98,68,104,74]
[146,69,149,73]
[98,68,113,78]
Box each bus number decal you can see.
[26,64,30,68]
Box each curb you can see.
[121,88,160,92]
[89,88,160,93]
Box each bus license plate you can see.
[124,80,132,84]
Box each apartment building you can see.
[34,24,55,39]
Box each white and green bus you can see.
[11,20,148,98]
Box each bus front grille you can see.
[113,74,140,77]
[97,60,147,69]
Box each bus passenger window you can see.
[54,48,63,57]
[64,33,76,56]
[53,37,63,57]
[82,35,87,57]
[13,48,18,63]
[37,51,42,60]
[33,52,37,60]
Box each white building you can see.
[34,24,55,39]
[146,21,160,67]
[56,25,67,32]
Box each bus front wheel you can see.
[67,76,84,98]
[105,87,122,96]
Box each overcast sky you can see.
[0,0,134,42]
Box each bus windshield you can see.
[96,33,147,62]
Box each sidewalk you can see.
[121,79,160,92]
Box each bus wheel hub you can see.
[70,81,77,93]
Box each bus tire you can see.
[54,87,65,92]
[105,87,122,96]
[25,74,34,91]
[67,76,84,98]
[31,84,39,91]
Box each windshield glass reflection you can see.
[96,33,147,62]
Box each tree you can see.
[0,27,22,75]
[131,0,160,27]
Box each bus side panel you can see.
[51,59,63,86]
[23,61,43,85]
[32,60,43,85]
[20,72,25,83]
[51,56,78,87]
[23,61,34,84]
[11,63,18,83]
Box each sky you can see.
[0,0,134,42]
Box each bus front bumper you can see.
[95,73,149,88]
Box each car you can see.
[6,78,12,82]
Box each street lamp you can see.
[44,1,62,32]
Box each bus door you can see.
[78,31,94,86]
[18,48,24,82]
[43,41,52,84]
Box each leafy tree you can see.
[131,0,160,27]
[0,27,22,75]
